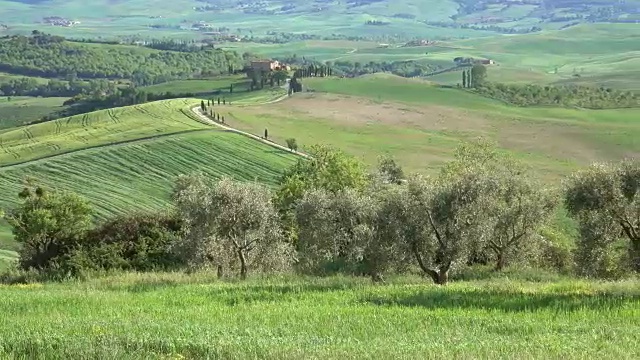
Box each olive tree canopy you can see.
[173,174,293,279]
[565,160,640,275]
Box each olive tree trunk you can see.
[631,238,640,273]
[238,249,248,280]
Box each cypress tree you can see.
[462,71,466,88]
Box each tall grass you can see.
[0,274,638,359]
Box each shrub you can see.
[5,186,93,275]
[78,212,184,272]
[285,138,298,152]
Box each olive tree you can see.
[486,167,558,270]
[405,172,493,285]
[276,145,369,243]
[295,188,376,277]
[376,155,405,185]
[296,186,408,282]
[565,160,640,275]
[441,138,558,271]
[173,174,293,279]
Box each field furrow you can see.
[0,99,209,166]
[0,130,297,221]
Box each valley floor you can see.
[1,274,639,359]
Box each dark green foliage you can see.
[470,64,487,87]
[285,138,298,152]
[376,155,405,184]
[332,60,442,77]
[0,34,244,86]
[264,128,268,140]
[76,212,183,272]
[6,186,93,274]
[474,83,639,109]
[0,77,114,98]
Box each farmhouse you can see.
[453,57,495,66]
[251,60,289,72]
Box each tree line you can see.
[0,33,245,86]
[473,82,640,109]
[459,64,639,109]
[332,60,443,78]
[0,77,118,98]
[4,140,638,284]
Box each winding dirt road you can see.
[190,105,308,158]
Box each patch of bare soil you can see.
[267,93,492,134]
[238,93,626,166]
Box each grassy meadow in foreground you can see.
[0,274,638,359]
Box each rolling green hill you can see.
[215,75,640,179]
[0,98,299,263]
[231,23,639,91]
[0,130,297,219]
[0,0,637,38]
[0,99,209,165]
[0,96,68,129]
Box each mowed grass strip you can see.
[0,99,208,166]
[0,275,638,359]
[0,130,297,221]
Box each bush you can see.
[536,226,575,274]
[285,138,298,152]
[5,186,93,275]
[78,212,184,272]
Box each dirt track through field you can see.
[190,106,308,158]
[235,93,623,165]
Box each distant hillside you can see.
[0,33,244,85]
[0,0,637,39]
[0,98,297,247]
